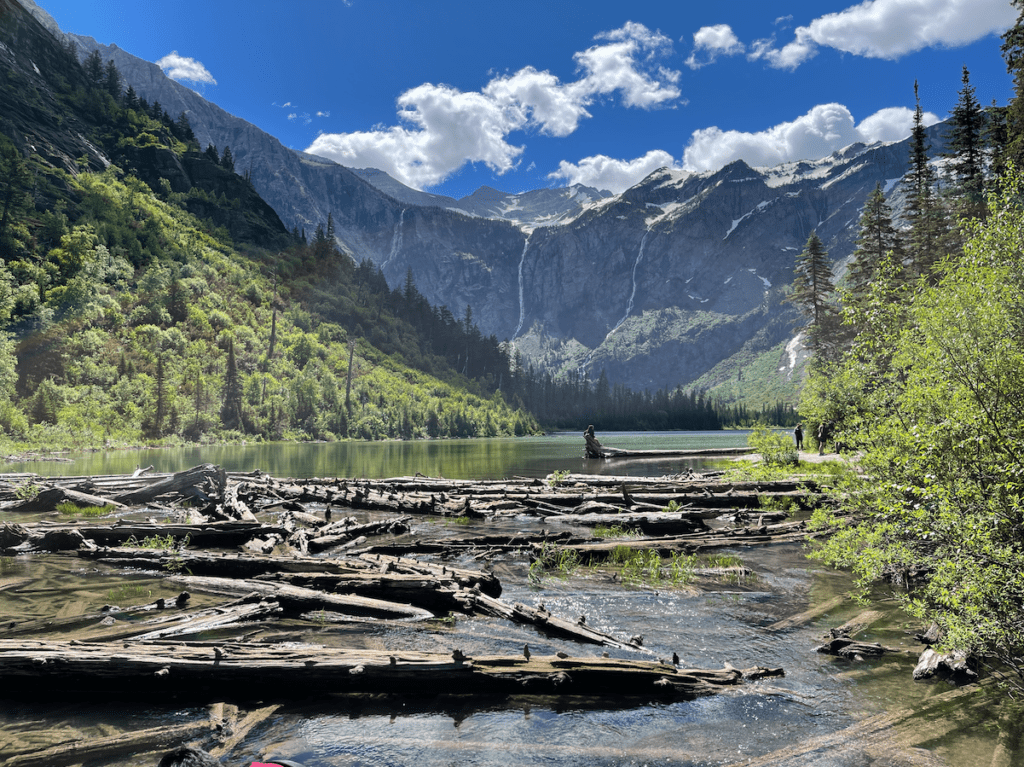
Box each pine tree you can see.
[204,143,219,164]
[103,60,121,98]
[83,49,104,85]
[1001,0,1024,166]
[123,85,139,111]
[848,184,901,307]
[220,339,243,431]
[788,231,837,355]
[904,81,946,279]
[175,112,196,144]
[944,66,986,222]
[220,146,235,173]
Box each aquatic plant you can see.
[56,501,113,517]
[593,524,640,539]
[546,469,571,488]
[106,583,151,605]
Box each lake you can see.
[3,430,753,480]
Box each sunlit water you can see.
[0,433,1011,766]
[0,431,751,480]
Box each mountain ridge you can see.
[27,0,950,404]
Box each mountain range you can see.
[20,0,950,404]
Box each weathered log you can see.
[3,486,126,513]
[166,574,435,621]
[35,521,289,548]
[543,511,711,535]
[767,595,845,631]
[0,719,216,767]
[457,591,651,653]
[357,553,502,597]
[112,464,225,506]
[815,636,915,658]
[0,639,782,701]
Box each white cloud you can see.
[549,150,680,193]
[304,21,681,189]
[685,24,745,69]
[156,51,217,85]
[682,103,940,172]
[751,0,1017,70]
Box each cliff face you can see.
[0,0,109,174]
[49,19,942,396]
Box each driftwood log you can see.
[0,639,782,702]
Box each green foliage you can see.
[547,469,570,488]
[747,423,798,466]
[124,533,183,550]
[593,524,640,539]
[56,502,112,517]
[805,171,1024,691]
[106,582,151,606]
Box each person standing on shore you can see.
[794,424,803,451]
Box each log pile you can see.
[0,464,807,713]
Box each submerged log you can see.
[0,639,782,702]
[815,636,916,658]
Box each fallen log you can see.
[3,486,126,513]
[815,636,916,658]
[0,639,782,702]
[112,464,225,507]
[166,574,436,621]
[543,511,711,536]
[457,592,651,654]
[0,719,216,767]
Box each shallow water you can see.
[0,433,1015,766]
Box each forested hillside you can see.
[0,0,541,446]
[0,0,763,449]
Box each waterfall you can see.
[578,227,652,376]
[383,208,406,272]
[512,233,532,340]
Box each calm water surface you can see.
[5,431,751,480]
[0,432,1008,766]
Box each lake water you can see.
[4,430,753,480]
[0,432,1011,766]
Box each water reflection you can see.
[5,431,752,480]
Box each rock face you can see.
[41,10,948,395]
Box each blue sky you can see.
[39,0,1019,200]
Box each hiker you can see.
[794,424,803,451]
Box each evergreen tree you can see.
[788,231,837,356]
[103,59,121,98]
[985,100,1010,182]
[220,146,235,173]
[904,81,946,279]
[204,143,219,164]
[83,49,104,85]
[122,85,139,111]
[220,339,243,431]
[847,184,901,308]
[1001,0,1024,166]
[944,66,986,222]
[174,112,196,144]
